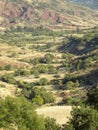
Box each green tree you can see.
[39,78,48,86]
[87,88,98,110]
[45,117,60,130]
[65,81,74,90]
[30,87,55,104]
[5,64,11,70]
[1,74,16,84]
[44,53,54,64]
[0,97,45,130]
[32,95,44,105]
[69,107,98,130]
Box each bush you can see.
[45,117,60,130]
[63,80,80,90]
[15,69,30,76]
[30,87,55,104]
[32,95,44,105]
[41,53,54,64]
[62,97,81,106]
[1,74,16,84]
[39,78,48,86]
[68,106,98,130]
[87,88,98,110]
[5,64,11,70]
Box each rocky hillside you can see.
[1,0,98,31]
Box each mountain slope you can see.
[1,0,98,31]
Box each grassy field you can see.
[0,81,18,98]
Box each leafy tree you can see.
[1,74,16,84]
[5,64,11,70]
[30,87,55,104]
[62,97,81,106]
[20,69,30,76]
[0,97,45,130]
[18,79,25,88]
[22,88,31,99]
[15,69,30,76]
[32,95,44,105]
[43,53,54,64]
[69,107,98,130]
[87,88,98,110]
[30,58,39,65]
[40,91,55,104]
[0,97,59,130]
[63,80,80,90]
[39,78,48,86]
[48,65,57,74]
[45,117,60,130]
[83,58,92,69]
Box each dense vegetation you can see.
[0,87,98,130]
[0,97,59,130]
[64,87,98,130]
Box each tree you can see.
[0,97,59,130]
[40,91,55,104]
[1,74,16,84]
[45,117,60,130]
[48,65,57,74]
[33,70,40,78]
[5,64,11,70]
[39,78,48,86]
[31,58,39,65]
[0,97,45,130]
[68,106,98,130]
[32,95,44,105]
[30,87,55,104]
[87,88,98,110]
[44,53,54,64]
[65,81,74,90]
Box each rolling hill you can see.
[0,1,98,129]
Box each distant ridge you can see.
[69,0,98,9]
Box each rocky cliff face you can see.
[1,0,98,30]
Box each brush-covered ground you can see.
[0,25,98,127]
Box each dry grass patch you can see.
[0,56,29,68]
[36,106,72,125]
[0,81,19,98]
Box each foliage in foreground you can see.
[63,88,98,130]
[71,106,98,130]
[0,97,59,130]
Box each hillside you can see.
[1,0,98,31]
[0,1,98,129]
